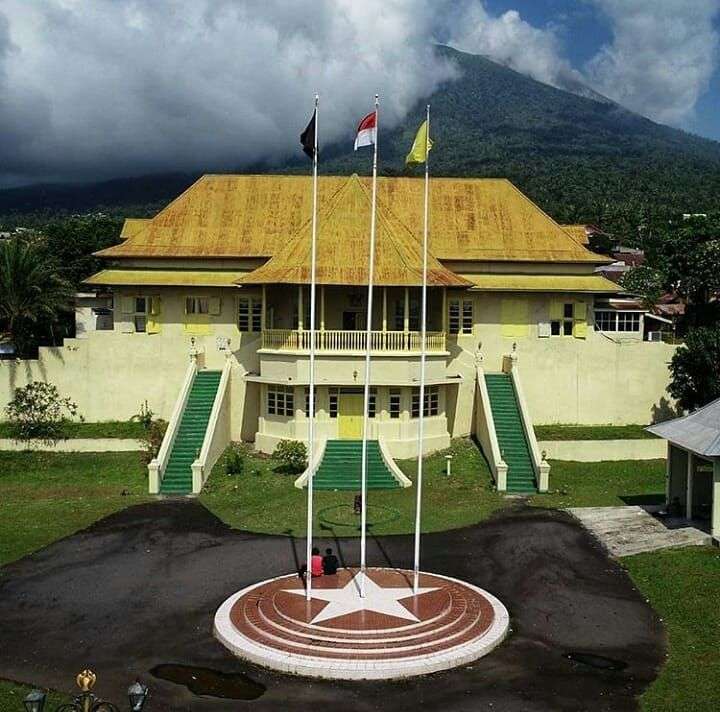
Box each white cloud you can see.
[585,0,720,124]
[446,3,583,89]
[0,0,456,185]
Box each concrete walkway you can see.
[566,506,712,557]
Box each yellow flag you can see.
[405,120,433,164]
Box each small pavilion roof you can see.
[646,397,720,457]
[238,175,470,287]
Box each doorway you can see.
[338,393,364,439]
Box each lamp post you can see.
[23,670,149,712]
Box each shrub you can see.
[132,401,155,431]
[4,381,79,446]
[668,326,720,411]
[139,419,168,468]
[225,443,245,476]
[275,440,307,474]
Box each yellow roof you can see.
[84,269,245,287]
[120,218,151,239]
[239,176,469,287]
[468,274,619,293]
[97,175,609,265]
[561,224,590,245]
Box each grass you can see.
[534,424,657,441]
[0,421,145,440]
[531,459,666,509]
[200,439,508,538]
[625,547,720,712]
[0,451,149,567]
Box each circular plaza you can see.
[214,567,509,680]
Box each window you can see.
[304,387,318,418]
[551,303,575,337]
[449,299,473,335]
[594,310,641,333]
[186,296,209,315]
[238,297,262,332]
[389,389,401,419]
[133,296,147,333]
[393,299,420,331]
[329,389,339,419]
[411,386,439,418]
[267,385,294,416]
[368,390,377,419]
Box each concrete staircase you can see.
[485,373,537,493]
[311,440,401,491]
[159,370,222,495]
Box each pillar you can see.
[261,285,267,331]
[320,286,326,331]
[298,285,304,332]
[404,287,410,332]
[686,451,694,520]
[382,288,387,332]
[442,287,448,333]
[665,442,671,506]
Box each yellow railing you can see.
[261,329,446,353]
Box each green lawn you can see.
[0,421,145,439]
[534,424,657,441]
[0,451,149,567]
[200,439,507,538]
[625,547,720,712]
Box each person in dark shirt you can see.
[322,548,339,575]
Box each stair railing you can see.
[503,352,550,492]
[378,439,412,488]
[191,357,233,494]
[475,359,508,491]
[148,359,197,494]
[294,437,328,489]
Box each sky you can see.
[0,0,719,187]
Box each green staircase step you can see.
[159,370,222,496]
[485,373,537,494]
[308,440,400,491]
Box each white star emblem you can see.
[284,571,439,625]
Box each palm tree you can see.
[0,237,74,357]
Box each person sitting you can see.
[322,547,339,575]
[310,547,324,577]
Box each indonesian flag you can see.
[354,111,377,150]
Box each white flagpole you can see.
[305,94,319,601]
[360,94,379,598]
[413,104,430,594]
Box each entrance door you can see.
[343,311,364,330]
[338,394,364,439]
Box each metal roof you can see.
[646,397,720,457]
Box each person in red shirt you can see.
[310,547,324,577]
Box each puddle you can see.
[150,664,266,700]
[564,652,628,672]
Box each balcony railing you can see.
[261,329,446,353]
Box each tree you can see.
[668,327,720,411]
[5,381,79,446]
[0,238,75,357]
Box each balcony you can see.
[261,329,447,354]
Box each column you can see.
[261,285,267,331]
[442,287,448,333]
[686,451,694,520]
[665,442,671,506]
[320,286,326,331]
[382,288,388,332]
[298,285,304,332]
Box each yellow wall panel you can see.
[501,298,529,338]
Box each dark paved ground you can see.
[0,501,665,711]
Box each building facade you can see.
[0,174,677,465]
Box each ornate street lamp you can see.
[23,670,149,712]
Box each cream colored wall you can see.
[442,291,677,434]
[0,287,677,460]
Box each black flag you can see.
[300,110,317,159]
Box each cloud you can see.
[0,0,456,186]
[445,3,584,90]
[585,0,720,124]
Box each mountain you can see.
[2,46,720,235]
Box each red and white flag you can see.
[354,111,377,150]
